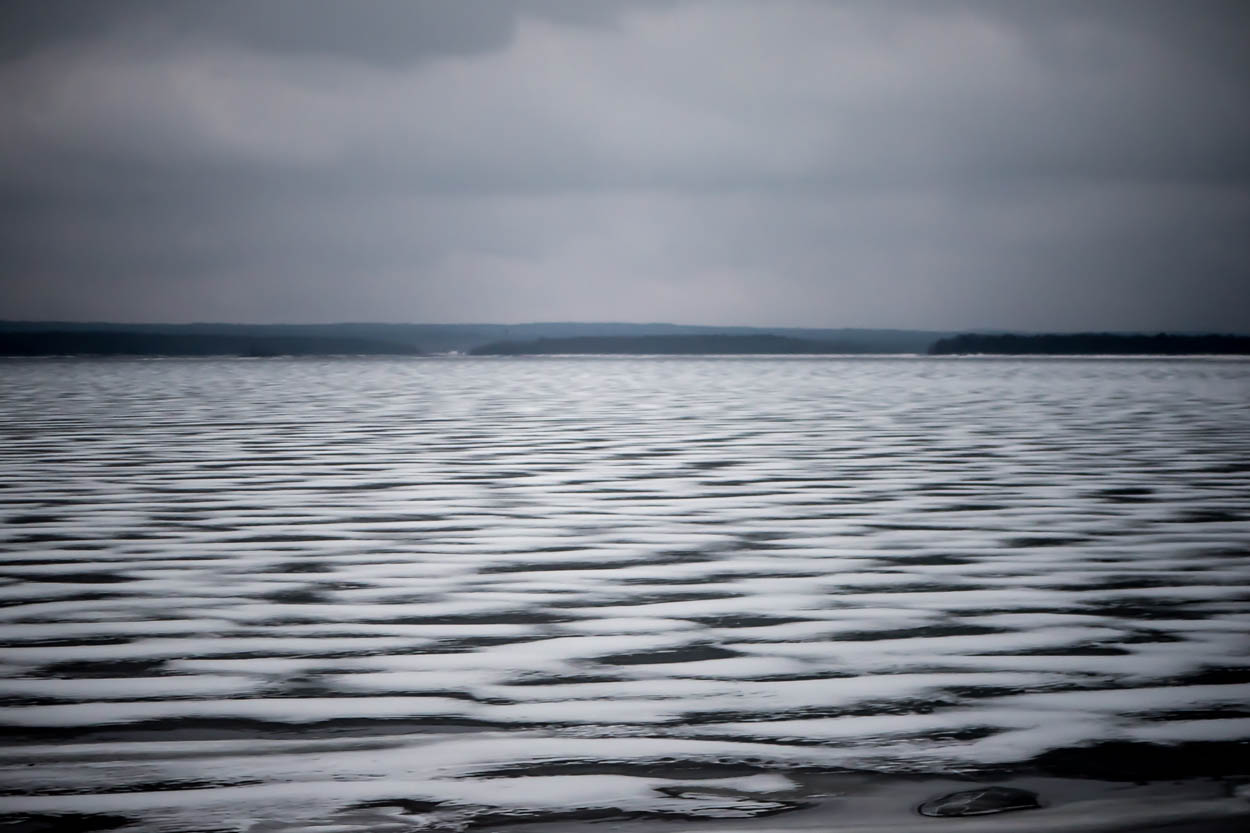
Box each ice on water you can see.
[1,356,1248,831]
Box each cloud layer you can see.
[2,0,1247,329]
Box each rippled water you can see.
[1,356,1248,832]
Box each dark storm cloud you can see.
[0,1,669,64]
[0,0,1247,329]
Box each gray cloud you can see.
[0,1,669,65]
[1,0,1247,330]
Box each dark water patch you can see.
[1116,629,1186,644]
[109,531,169,541]
[388,610,575,626]
[726,721,1002,747]
[164,522,238,533]
[1030,740,1250,780]
[876,552,972,565]
[1130,819,1250,833]
[1166,666,1250,686]
[0,591,126,609]
[2,635,134,649]
[1201,461,1250,474]
[479,559,649,574]
[1084,599,1209,620]
[271,686,486,704]
[680,698,956,726]
[4,532,80,544]
[726,671,864,683]
[1,716,495,745]
[835,582,981,595]
[222,533,349,543]
[446,797,807,828]
[3,778,264,797]
[672,490,794,501]
[594,644,740,666]
[923,503,1009,513]
[549,591,732,608]
[323,480,410,492]
[4,514,65,525]
[192,646,428,660]
[0,814,134,833]
[941,684,1060,700]
[275,560,335,573]
[428,635,544,651]
[643,550,723,566]
[260,586,330,604]
[1174,508,1246,524]
[726,531,790,548]
[0,696,62,708]
[678,570,829,583]
[918,785,1040,817]
[616,573,744,585]
[1054,577,1182,592]
[234,616,336,628]
[1004,535,1089,548]
[609,448,681,460]
[700,477,780,487]
[688,614,811,628]
[0,496,89,508]
[333,513,461,524]
[0,559,82,566]
[504,674,625,686]
[686,459,738,471]
[1140,709,1250,722]
[832,624,1005,642]
[863,522,968,533]
[1097,486,1155,499]
[465,760,775,780]
[36,659,169,678]
[987,643,1131,656]
[2,572,135,584]
[345,798,446,814]
[148,512,219,522]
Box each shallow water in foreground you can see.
[1,356,1248,832]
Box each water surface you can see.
[1,356,1248,831]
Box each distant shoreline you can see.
[930,333,1250,355]
[1,324,1248,357]
[469,334,872,355]
[0,330,421,357]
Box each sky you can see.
[0,0,1247,332]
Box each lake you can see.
[1,356,1248,832]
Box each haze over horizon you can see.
[2,1,1247,332]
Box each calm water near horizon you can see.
[1,356,1248,832]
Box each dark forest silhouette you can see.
[2,324,1249,357]
[0,322,942,354]
[0,331,420,357]
[930,333,1250,355]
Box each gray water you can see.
[1,356,1248,832]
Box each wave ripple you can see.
[2,356,1248,831]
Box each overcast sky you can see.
[1,0,1247,331]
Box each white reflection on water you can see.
[1,356,1248,830]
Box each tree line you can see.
[929,333,1250,355]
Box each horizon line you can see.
[4,320,1249,337]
